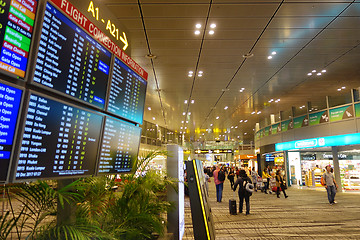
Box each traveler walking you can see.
[323,165,339,205]
[228,168,235,189]
[233,169,253,215]
[262,167,271,194]
[213,165,225,202]
[250,167,258,192]
[275,170,288,198]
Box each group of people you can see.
[203,163,339,216]
[206,165,288,215]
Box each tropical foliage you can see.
[0,150,176,240]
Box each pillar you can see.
[331,146,342,189]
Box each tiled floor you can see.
[183,180,360,239]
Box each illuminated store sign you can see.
[275,133,360,151]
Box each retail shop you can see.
[276,133,360,191]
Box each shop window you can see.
[294,104,307,117]
[309,99,327,112]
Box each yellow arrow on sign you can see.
[120,32,128,51]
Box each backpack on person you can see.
[321,175,326,186]
[243,180,254,196]
[218,170,225,181]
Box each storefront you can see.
[234,154,258,170]
[276,133,360,191]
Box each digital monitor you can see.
[107,57,147,124]
[32,2,111,109]
[0,82,22,182]
[15,92,103,180]
[0,0,38,78]
[98,116,141,174]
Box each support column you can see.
[284,151,290,187]
[331,147,342,190]
[57,179,77,226]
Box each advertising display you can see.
[0,0,38,78]
[271,123,280,134]
[98,117,141,174]
[281,119,293,132]
[309,110,329,126]
[264,126,270,136]
[0,82,22,182]
[33,2,111,109]
[15,92,103,180]
[107,57,147,124]
[293,115,308,129]
[329,105,354,122]
[355,103,360,117]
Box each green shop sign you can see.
[293,115,309,129]
[264,126,270,136]
[309,110,329,126]
[329,105,354,122]
[275,132,360,151]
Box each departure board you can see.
[0,82,22,182]
[98,117,141,174]
[107,57,147,124]
[0,0,38,78]
[15,93,103,180]
[33,2,111,109]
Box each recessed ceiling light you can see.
[182,112,186,115]
[341,86,346,89]
[191,100,195,104]
[181,121,184,123]
[196,23,201,29]
[231,126,234,128]
[152,117,155,120]
[195,30,200,35]
[209,30,214,35]
[198,74,203,77]
[244,133,247,135]
[241,88,245,90]
[251,111,256,114]
[244,120,248,122]
[188,74,193,77]
[271,51,277,55]
[186,121,188,123]
[199,71,203,74]
[307,73,312,76]
[188,112,191,115]
[240,120,243,123]
[189,71,193,74]
[257,111,261,114]
[180,127,183,129]
[185,127,187,129]
[235,126,238,128]
[239,90,244,93]
[148,107,151,110]
[267,56,273,59]
[337,88,341,91]
[237,136,240,138]
[184,100,188,104]
[224,106,228,110]
[210,23,216,28]
[317,73,322,76]
[321,69,326,73]
[210,124,213,126]
[216,116,219,119]
[312,70,316,73]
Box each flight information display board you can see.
[0,82,22,182]
[33,2,111,109]
[0,0,38,78]
[98,117,141,174]
[107,57,147,124]
[15,92,103,180]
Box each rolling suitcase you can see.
[229,191,237,215]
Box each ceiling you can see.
[103,0,360,143]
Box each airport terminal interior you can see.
[0,0,360,239]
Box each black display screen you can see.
[0,0,38,78]
[0,82,22,182]
[15,93,103,180]
[107,57,147,124]
[33,2,111,109]
[98,117,141,174]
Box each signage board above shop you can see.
[195,149,232,154]
[275,133,360,151]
